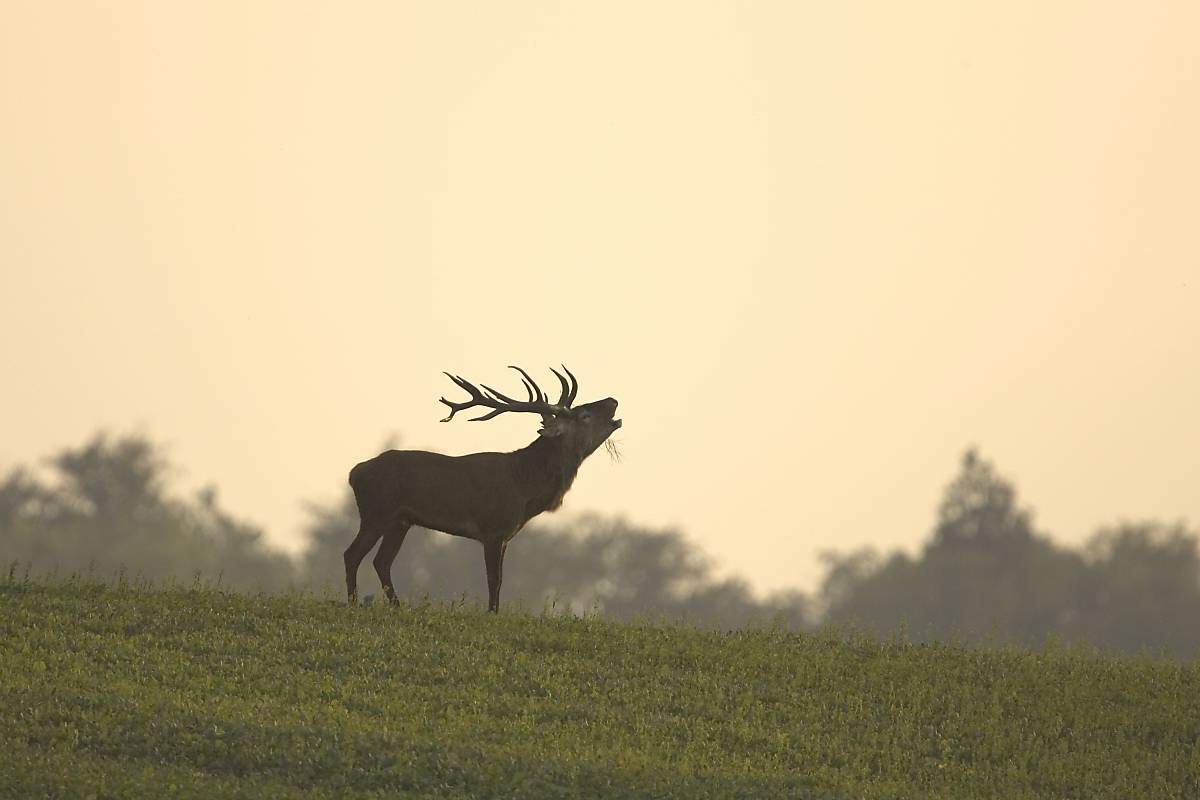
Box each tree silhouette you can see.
[1077,521,1200,656]
[0,433,293,590]
[820,448,1200,656]
[6,433,1197,653]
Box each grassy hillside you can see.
[1,575,1196,799]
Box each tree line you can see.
[2,434,1197,657]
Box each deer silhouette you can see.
[344,366,621,612]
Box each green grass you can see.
[1,574,1197,799]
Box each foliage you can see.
[5,433,1200,654]
[0,433,293,591]
[821,449,1200,658]
[1076,521,1200,655]
[2,577,1197,799]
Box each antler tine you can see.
[561,364,579,407]
[509,371,536,402]
[467,406,509,422]
[550,367,573,408]
[439,373,487,422]
[480,383,522,404]
[507,365,547,403]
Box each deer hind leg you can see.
[373,521,411,605]
[483,539,508,613]
[344,523,384,604]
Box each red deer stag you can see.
[344,366,621,612]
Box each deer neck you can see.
[513,435,583,517]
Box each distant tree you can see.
[12,433,1194,652]
[818,449,1200,655]
[760,588,817,630]
[0,432,294,590]
[1076,521,1200,657]
[822,449,1086,645]
[510,515,780,627]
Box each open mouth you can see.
[612,419,623,430]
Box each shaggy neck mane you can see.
[513,434,581,515]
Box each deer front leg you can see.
[483,539,508,613]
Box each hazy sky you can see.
[3,2,1197,594]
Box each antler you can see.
[549,365,578,407]
[439,366,579,422]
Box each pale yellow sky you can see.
[2,2,1198,594]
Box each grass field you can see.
[1,572,1197,799]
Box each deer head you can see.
[439,365,622,459]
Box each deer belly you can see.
[397,506,481,540]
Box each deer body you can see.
[343,367,620,612]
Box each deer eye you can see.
[578,412,592,422]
